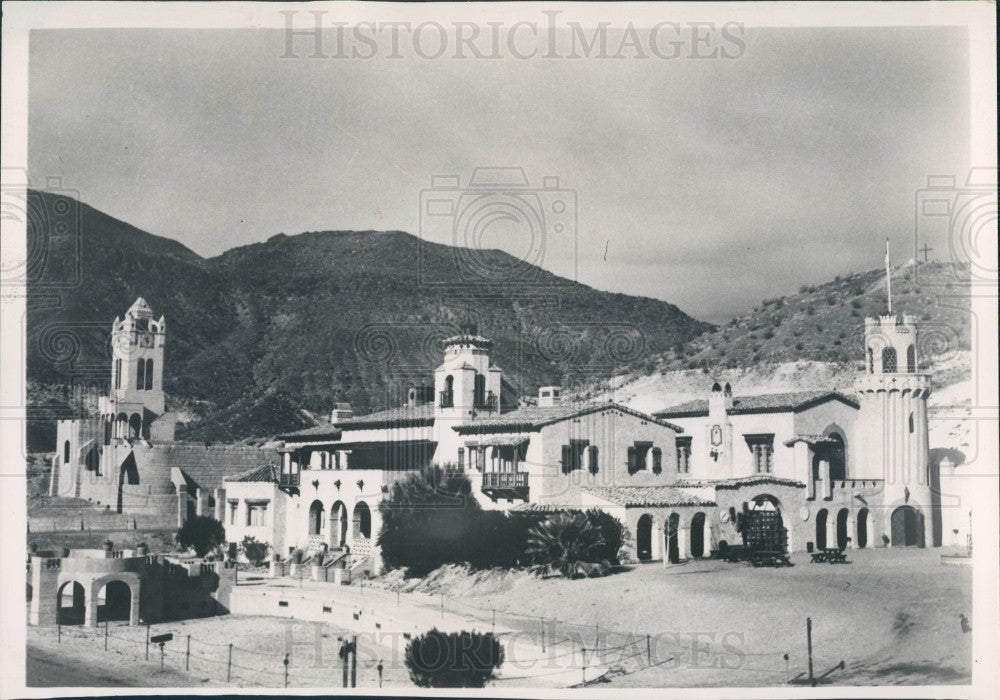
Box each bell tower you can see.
[854,313,934,546]
[110,297,166,415]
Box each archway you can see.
[353,502,372,540]
[856,508,869,548]
[836,509,850,549]
[827,432,846,481]
[56,581,86,625]
[330,501,348,548]
[116,412,128,439]
[97,580,132,623]
[308,500,324,536]
[815,509,829,550]
[690,512,707,558]
[666,513,680,563]
[128,413,142,439]
[890,505,924,547]
[636,514,653,561]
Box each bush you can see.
[585,508,626,564]
[177,515,226,558]
[241,536,268,566]
[405,629,504,687]
[526,512,611,578]
[850,299,863,309]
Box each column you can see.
[129,584,140,626]
[86,582,99,627]
[820,459,832,500]
[195,488,206,517]
[176,484,187,528]
[826,516,837,550]
[848,512,858,549]
[793,441,810,485]
[214,488,226,522]
[703,518,713,555]
[678,526,689,561]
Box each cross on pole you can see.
[920,243,933,262]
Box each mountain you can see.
[631,262,972,374]
[25,190,712,447]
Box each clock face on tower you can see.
[138,332,154,348]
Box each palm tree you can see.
[526,512,610,578]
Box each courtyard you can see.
[28,545,973,688]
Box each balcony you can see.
[481,471,529,502]
[279,471,300,490]
[439,390,454,408]
[474,391,498,411]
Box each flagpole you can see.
[885,238,892,315]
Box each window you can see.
[652,447,663,474]
[588,445,599,474]
[228,501,238,525]
[247,502,268,527]
[474,447,486,471]
[629,442,653,474]
[63,440,71,463]
[457,447,465,469]
[906,345,916,373]
[867,348,874,374]
[441,376,454,407]
[145,359,154,390]
[474,373,486,407]
[115,359,122,389]
[676,437,692,474]
[745,435,774,473]
[882,348,897,373]
[561,440,588,473]
[136,358,146,390]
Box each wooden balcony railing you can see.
[482,471,528,489]
[439,390,454,408]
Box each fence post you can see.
[806,617,815,687]
[492,608,496,635]
[58,623,61,644]
[646,634,651,664]
[145,624,150,660]
[227,643,233,682]
[581,646,587,686]
[104,618,109,651]
[350,635,357,688]
[186,635,191,671]
[283,654,289,688]
[540,618,545,653]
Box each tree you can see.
[177,515,226,558]
[241,536,268,566]
[405,629,504,688]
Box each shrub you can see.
[241,536,269,566]
[806,305,816,316]
[585,508,626,564]
[795,342,804,351]
[763,329,774,339]
[850,299,863,309]
[526,512,611,578]
[405,629,504,688]
[177,515,226,558]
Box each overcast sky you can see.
[29,25,969,322]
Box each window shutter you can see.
[589,445,599,474]
[652,448,662,474]
[627,446,636,474]
[562,445,571,474]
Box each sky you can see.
[28,24,970,322]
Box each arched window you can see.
[441,375,454,407]
[115,359,122,389]
[308,500,324,535]
[136,359,146,390]
[588,445,599,474]
[867,348,874,374]
[906,345,916,373]
[63,440,70,463]
[144,359,154,390]
[353,502,372,539]
[882,348,897,373]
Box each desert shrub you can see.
[585,509,626,564]
[806,305,816,316]
[850,299,863,309]
[177,515,226,558]
[405,629,504,687]
[825,294,837,305]
[795,342,804,351]
[763,329,774,339]
[241,536,268,565]
[526,512,611,578]
[851,285,864,296]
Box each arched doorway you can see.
[815,509,828,550]
[116,412,128,439]
[97,580,132,622]
[690,512,706,558]
[57,581,86,625]
[856,508,869,548]
[666,513,680,563]
[749,494,788,552]
[330,501,348,548]
[128,413,142,439]
[308,500,324,536]
[827,433,846,481]
[353,502,372,540]
[636,514,653,561]
[890,505,923,547]
[836,509,850,549]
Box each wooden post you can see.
[581,646,587,686]
[145,624,150,660]
[341,639,349,687]
[159,642,165,671]
[227,643,233,682]
[806,617,815,687]
[104,618,109,650]
[540,618,545,652]
[58,623,61,644]
[283,654,289,688]
[186,635,191,671]
[350,635,358,688]
[492,608,496,635]
[646,634,651,664]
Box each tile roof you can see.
[583,486,717,508]
[783,434,841,447]
[131,443,279,491]
[712,475,806,490]
[654,390,859,418]
[225,464,280,483]
[281,405,435,439]
[455,402,682,433]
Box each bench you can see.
[811,547,848,564]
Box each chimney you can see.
[723,382,734,410]
[708,381,727,420]
[538,386,562,407]
[329,402,353,424]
